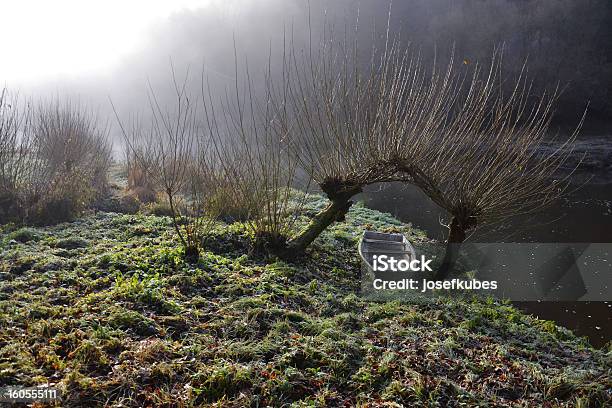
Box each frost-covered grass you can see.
[0,200,610,407]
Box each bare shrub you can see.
[200,65,310,253]
[0,89,30,222]
[31,101,112,223]
[115,61,306,258]
[114,76,219,262]
[0,90,112,225]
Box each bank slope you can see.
[0,201,610,407]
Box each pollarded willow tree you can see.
[268,25,496,256]
[268,30,581,272]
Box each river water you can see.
[359,135,612,347]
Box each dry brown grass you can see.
[126,158,157,204]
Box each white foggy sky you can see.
[0,0,226,85]
[1,1,605,121]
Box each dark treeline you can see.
[311,0,611,126]
[375,0,612,126]
[384,0,612,125]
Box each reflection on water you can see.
[358,147,612,347]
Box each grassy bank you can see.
[0,199,610,407]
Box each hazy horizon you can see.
[3,0,611,132]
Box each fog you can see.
[5,0,612,142]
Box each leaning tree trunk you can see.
[285,184,362,256]
[434,216,468,280]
